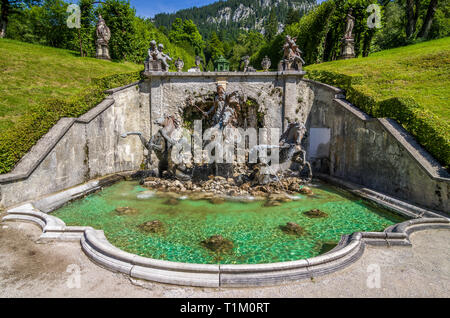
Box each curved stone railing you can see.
[2,174,449,287]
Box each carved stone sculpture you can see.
[175,58,184,72]
[95,15,111,60]
[261,56,271,71]
[144,40,172,72]
[278,35,305,71]
[241,56,255,72]
[344,8,355,39]
[340,8,356,60]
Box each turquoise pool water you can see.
[52,180,406,264]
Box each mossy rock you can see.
[201,235,233,253]
[299,186,314,195]
[268,194,292,203]
[280,222,306,236]
[209,197,225,205]
[317,241,337,255]
[164,198,179,206]
[115,207,139,215]
[139,220,165,234]
[303,209,328,218]
[264,200,282,207]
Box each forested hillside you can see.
[153,0,317,41]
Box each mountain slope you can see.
[153,0,317,40]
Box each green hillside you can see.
[306,37,450,122]
[0,39,143,131]
[305,37,450,167]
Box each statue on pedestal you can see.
[340,8,356,60]
[241,56,255,72]
[278,35,305,71]
[261,56,271,71]
[95,15,111,60]
[144,40,173,72]
[344,8,355,39]
[175,58,184,72]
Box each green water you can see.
[52,181,406,264]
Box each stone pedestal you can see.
[96,43,110,60]
[340,38,355,60]
[144,60,163,73]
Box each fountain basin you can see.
[51,180,406,265]
[3,173,449,287]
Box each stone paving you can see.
[0,221,449,298]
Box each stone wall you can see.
[0,83,147,208]
[304,80,449,213]
[143,72,292,135]
[0,72,448,214]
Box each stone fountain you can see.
[122,37,313,199]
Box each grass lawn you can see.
[305,37,450,123]
[0,39,143,131]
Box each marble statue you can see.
[261,56,271,71]
[340,8,356,59]
[144,40,173,72]
[344,8,355,39]
[95,15,111,60]
[278,35,305,71]
[175,58,184,72]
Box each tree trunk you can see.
[0,0,9,38]
[0,20,6,38]
[418,0,439,38]
[406,0,420,38]
[78,29,84,57]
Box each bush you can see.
[306,70,450,168]
[0,71,142,174]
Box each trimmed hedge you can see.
[0,71,143,174]
[306,70,450,169]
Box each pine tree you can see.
[285,8,301,26]
[265,8,277,42]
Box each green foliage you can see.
[0,71,142,174]
[427,0,450,40]
[6,0,76,49]
[227,31,266,70]
[372,1,406,51]
[73,0,95,57]
[204,31,224,63]
[258,0,386,64]
[373,0,450,51]
[287,0,335,64]
[265,8,278,42]
[285,7,301,26]
[251,34,285,71]
[97,0,136,61]
[168,18,205,55]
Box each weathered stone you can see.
[268,193,292,203]
[164,198,179,206]
[303,209,328,218]
[264,200,281,207]
[299,186,314,195]
[115,207,139,215]
[280,222,306,236]
[209,197,225,205]
[95,15,111,60]
[201,235,233,253]
[139,220,165,233]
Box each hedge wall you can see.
[306,70,450,169]
[0,71,143,174]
